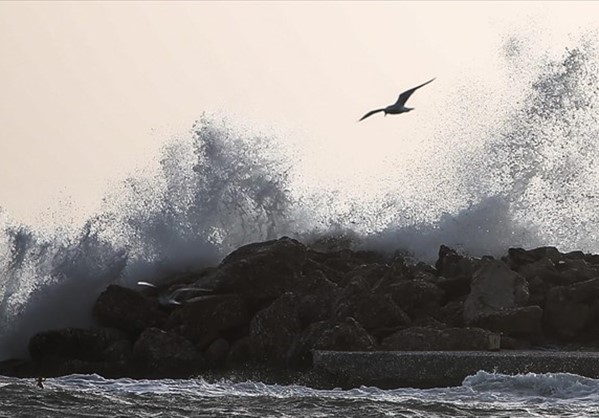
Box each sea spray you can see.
[1,37,599,361]
[0,117,301,360]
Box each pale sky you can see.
[1,1,598,226]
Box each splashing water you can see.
[1,36,599,360]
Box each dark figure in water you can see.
[35,376,45,389]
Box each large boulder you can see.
[332,277,410,335]
[463,260,529,324]
[384,278,444,320]
[132,328,202,377]
[381,326,500,351]
[94,285,167,336]
[543,278,599,340]
[166,294,250,346]
[294,269,341,326]
[249,292,302,365]
[506,247,562,269]
[29,327,129,364]
[288,317,376,368]
[28,327,132,377]
[435,245,480,279]
[196,237,308,299]
[470,306,543,339]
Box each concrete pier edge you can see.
[312,350,599,389]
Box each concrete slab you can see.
[312,350,599,388]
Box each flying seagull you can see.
[359,78,435,121]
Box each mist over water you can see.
[2,34,599,360]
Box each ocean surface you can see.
[2,371,599,417]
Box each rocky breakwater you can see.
[3,237,599,381]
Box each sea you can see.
[2,34,599,416]
[2,371,599,417]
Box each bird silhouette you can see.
[359,78,435,121]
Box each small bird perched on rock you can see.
[359,78,435,121]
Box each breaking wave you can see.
[2,34,599,359]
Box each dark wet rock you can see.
[27,327,132,378]
[463,260,529,324]
[339,263,390,288]
[385,279,444,320]
[133,328,203,377]
[381,326,500,351]
[435,245,479,279]
[554,258,599,285]
[436,275,471,302]
[57,359,131,378]
[94,285,167,336]
[295,270,341,326]
[506,247,563,268]
[196,237,308,299]
[29,327,129,364]
[332,277,410,334]
[166,294,250,346]
[0,358,35,378]
[204,338,230,366]
[13,238,599,382]
[308,248,388,274]
[543,278,599,340]
[249,293,302,365]
[102,339,133,363]
[470,306,543,339]
[301,258,344,286]
[227,336,252,366]
[288,318,376,369]
[433,300,465,327]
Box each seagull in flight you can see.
[359,78,435,121]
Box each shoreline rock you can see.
[4,237,599,385]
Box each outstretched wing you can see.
[359,108,385,121]
[394,78,435,107]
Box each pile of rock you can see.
[4,237,599,379]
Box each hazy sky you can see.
[1,1,599,225]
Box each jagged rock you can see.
[463,260,529,324]
[506,247,562,268]
[0,359,35,378]
[333,277,410,334]
[227,336,252,365]
[204,338,230,366]
[27,327,132,378]
[381,326,500,351]
[435,245,479,279]
[301,258,344,286]
[470,306,543,339]
[340,263,390,288]
[385,279,444,319]
[29,327,129,364]
[295,269,341,326]
[196,237,308,299]
[249,293,302,365]
[94,285,167,335]
[307,248,387,275]
[555,258,599,285]
[543,278,599,340]
[133,328,202,377]
[433,300,465,327]
[436,275,471,302]
[288,317,376,368]
[166,294,250,346]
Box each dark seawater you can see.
[2,372,599,417]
